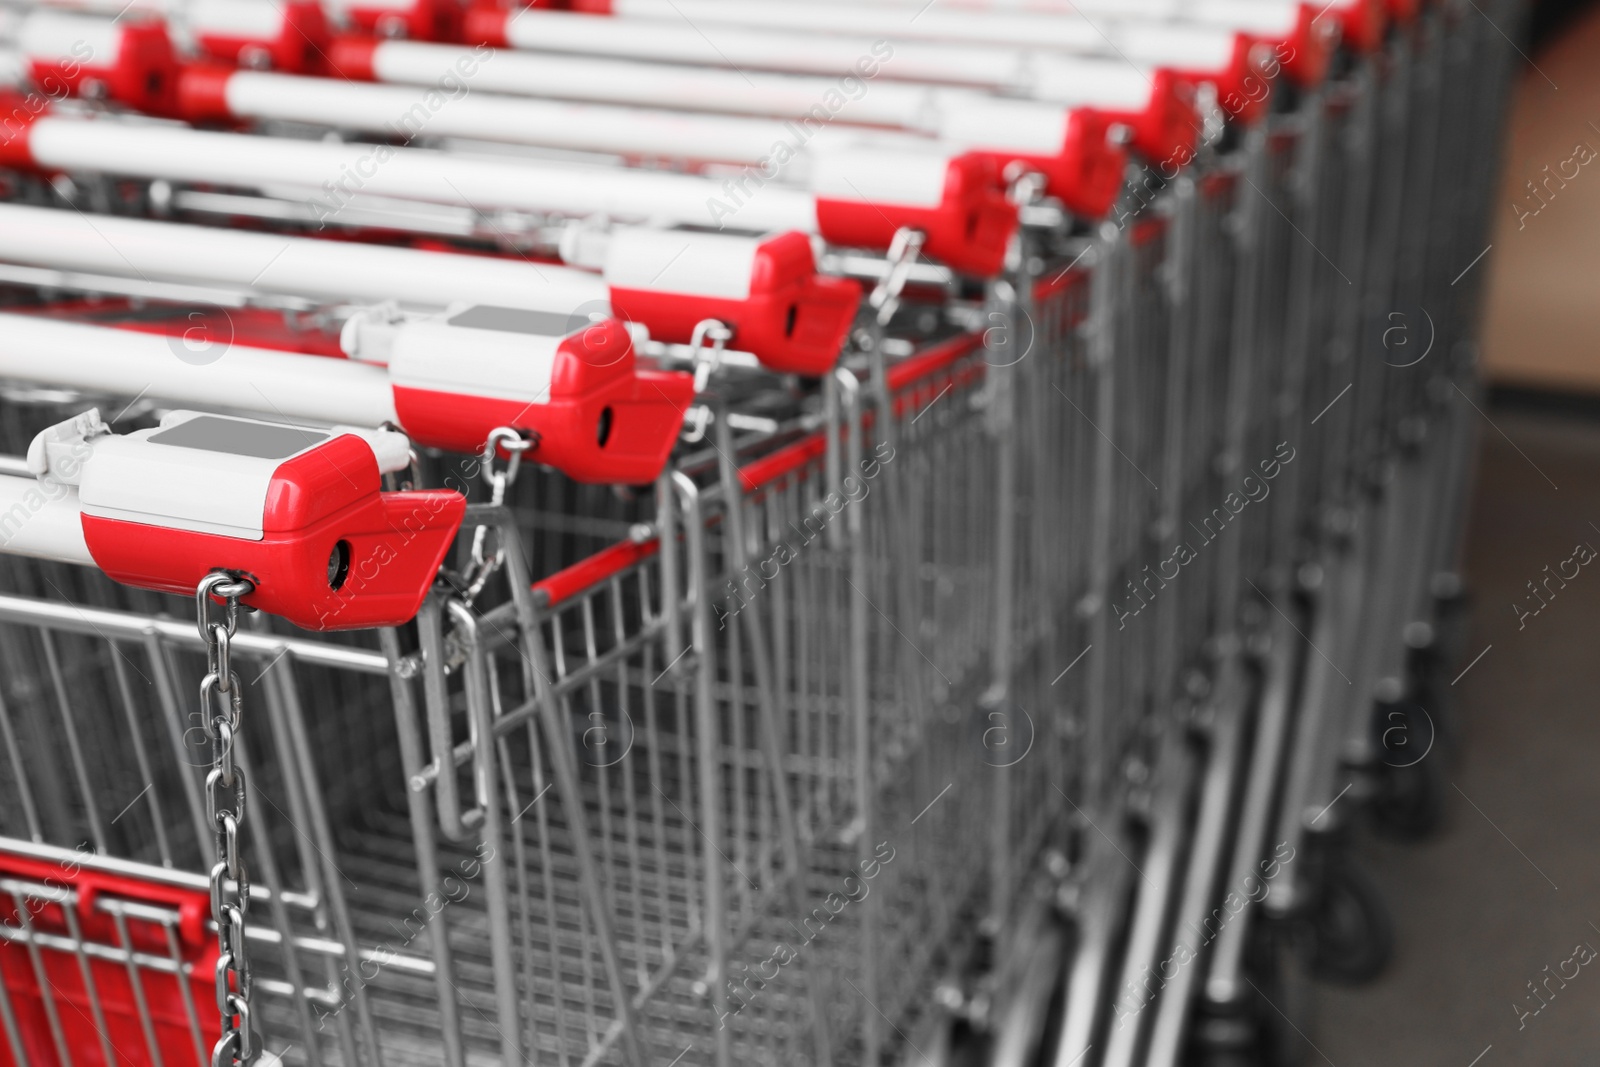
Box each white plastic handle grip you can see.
[21,116,820,233]
[0,202,609,314]
[0,474,92,565]
[0,313,399,427]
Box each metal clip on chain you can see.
[464,426,532,600]
[869,226,926,327]
[197,571,256,1067]
[680,318,732,444]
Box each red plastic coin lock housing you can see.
[1202,30,1276,124]
[385,305,695,483]
[188,0,332,72]
[1272,2,1338,88]
[29,409,464,631]
[333,0,462,41]
[809,147,1018,278]
[602,228,859,377]
[936,100,1126,219]
[1030,62,1200,168]
[13,9,178,114]
[1333,0,1390,53]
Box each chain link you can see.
[197,571,255,1066]
[868,226,926,327]
[461,426,532,601]
[677,318,732,444]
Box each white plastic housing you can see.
[601,228,762,300]
[65,410,407,539]
[386,307,568,404]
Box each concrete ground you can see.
[1304,406,1600,1065]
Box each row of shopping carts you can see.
[0,0,1520,1063]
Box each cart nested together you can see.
[0,0,1520,1063]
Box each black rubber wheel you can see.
[1372,753,1448,841]
[1308,858,1394,985]
[1414,657,1462,763]
[1371,701,1448,841]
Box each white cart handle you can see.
[471,6,1259,109]
[330,36,1193,170]
[0,107,1017,275]
[0,205,859,373]
[0,202,609,315]
[172,65,1124,218]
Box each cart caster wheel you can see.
[1372,701,1446,841]
[1373,751,1447,840]
[1414,664,1462,763]
[1308,858,1393,985]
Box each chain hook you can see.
[462,427,534,601]
[869,226,926,327]
[675,319,732,445]
[688,318,732,394]
[481,426,533,505]
[1006,168,1048,208]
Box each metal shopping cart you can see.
[0,0,1524,1063]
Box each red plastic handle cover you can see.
[391,318,696,484]
[192,0,331,73]
[1200,32,1275,125]
[1277,3,1338,88]
[340,0,463,42]
[1105,68,1200,168]
[80,434,465,631]
[26,19,178,116]
[1340,0,1391,53]
[964,108,1126,220]
[814,153,1019,278]
[608,231,861,377]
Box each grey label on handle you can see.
[148,416,330,460]
[447,305,580,338]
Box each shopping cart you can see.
[0,0,1523,1063]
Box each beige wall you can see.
[1480,7,1600,393]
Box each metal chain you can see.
[678,318,732,444]
[197,571,256,1067]
[462,426,532,600]
[687,317,732,394]
[868,226,925,326]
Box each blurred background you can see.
[1309,2,1600,1060]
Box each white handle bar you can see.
[0,313,398,426]
[0,202,608,314]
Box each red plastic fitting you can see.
[26,17,179,115]
[340,0,463,43]
[813,151,1019,278]
[191,0,332,73]
[388,313,696,483]
[606,231,860,377]
[71,421,465,631]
